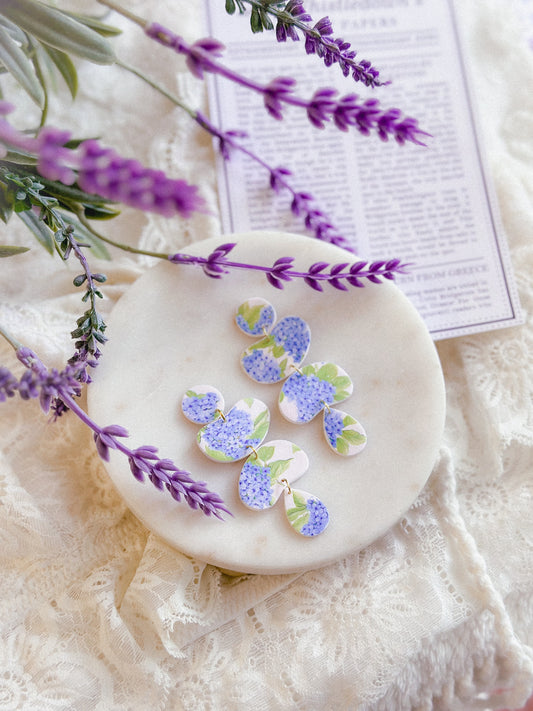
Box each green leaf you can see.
[83,204,121,220]
[336,437,350,455]
[250,6,263,32]
[252,421,269,442]
[16,209,54,254]
[0,24,44,107]
[41,44,77,98]
[334,390,351,402]
[0,183,13,222]
[238,302,263,329]
[0,0,115,65]
[343,414,356,426]
[0,244,30,257]
[0,151,38,166]
[342,429,366,446]
[257,445,275,462]
[0,15,28,45]
[269,459,291,480]
[333,376,351,390]
[249,334,274,352]
[57,10,123,38]
[201,443,234,463]
[225,0,236,14]
[259,8,274,30]
[253,408,269,427]
[318,363,338,382]
[271,344,285,358]
[302,363,319,377]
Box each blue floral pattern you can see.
[241,349,282,384]
[235,299,276,336]
[323,408,344,447]
[197,398,270,462]
[279,362,352,424]
[285,489,330,537]
[300,497,330,537]
[238,440,310,519]
[181,386,224,425]
[271,317,310,363]
[236,299,311,384]
[323,408,368,457]
[238,461,273,509]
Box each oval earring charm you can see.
[235,297,276,336]
[181,385,225,425]
[323,408,367,457]
[283,487,329,537]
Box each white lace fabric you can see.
[1,0,533,708]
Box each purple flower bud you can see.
[313,17,333,36]
[36,127,76,185]
[101,424,129,438]
[0,367,17,401]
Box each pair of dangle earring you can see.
[235,298,367,457]
[181,386,329,537]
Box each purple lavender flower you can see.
[75,139,204,218]
[16,347,82,414]
[0,109,205,219]
[3,347,230,518]
[0,367,17,402]
[169,243,410,291]
[143,20,418,143]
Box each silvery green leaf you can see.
[0,15,28,45]
[0,244,30,257]
[0,0,115,65]
[58,10,122,38]
[42,44,77,98]
[0,24,44,107]
[17,208,54,254]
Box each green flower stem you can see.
[0,324,24,351]
[116,59,195,119]
[95,0,147,29]
[73,207,170,260]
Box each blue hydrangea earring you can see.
[182,385,270,463]
[235,297,311,383]
[279,362,367,457]
[238,439,329,537]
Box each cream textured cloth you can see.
[1,0,533,709]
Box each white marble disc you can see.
[87,231,445,575]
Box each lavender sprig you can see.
[195,112,354,251]
[234,0,387,88]
[0,104,204,219]
[2,345,231,519]
[169,242,409,290]
[0,168,107,382]
[144,22,427,146]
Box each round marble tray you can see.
[87,231,445,575]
